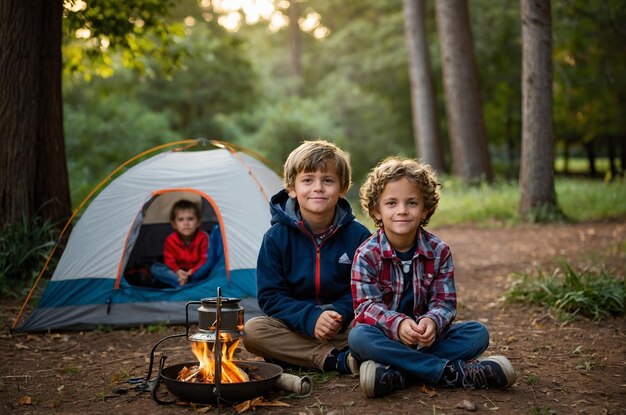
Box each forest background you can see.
[2,0,625,222]
[62,0,625,203]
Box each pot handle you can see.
[151,355,177,405]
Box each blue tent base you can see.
[18,268,261,332]
[18,298,262,332]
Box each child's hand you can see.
[176,269,190,286]
[314,311,342,340]
[415,317,436,347]
[398,317,436,347]
[398,319,422,346]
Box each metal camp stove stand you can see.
[144,287,242,413]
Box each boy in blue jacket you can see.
[243,140,371,373]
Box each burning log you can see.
[177,339,250,384]
[177,366,202,382]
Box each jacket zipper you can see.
[297,221,340,304]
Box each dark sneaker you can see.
[445,356,516,390]
[336,350,360,375]
[360,360,406,398]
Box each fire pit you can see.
[153,359,282,404]
[145,288,283,407]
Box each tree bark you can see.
[519,0,557,216]
[402,0,444,173]
[0,0,70,228]
[435,0,492,183]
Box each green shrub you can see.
[506,262,624,321]
[0,217,59,297]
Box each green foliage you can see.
[0,217,58,297]
[471,0,522,153]
[95,324,113,333]
[506,263,625,321]
[65,365,80,376]
[138,25,259,139]
[64,81,182,205]
[552,1,626,143]
[529,406,556,415]
[147,322,168,334]
[63,0,179,72]
[63,14,257,206]
[525,372,540,385]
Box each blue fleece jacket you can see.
[256,189,371,338]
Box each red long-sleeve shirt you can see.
[163,230,209,274]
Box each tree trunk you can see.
[584,141,597,178]
[435,0,492,183]
[618,136,626,177]
[607,136,617,179]
[0,0,70,228]
[402,0,444,173]
[519,0,557,216]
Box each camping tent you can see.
[18,141,282,331]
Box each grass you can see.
[525,372,540,385]
[426,176,626,228]
[0,216,58,297]
[554,156,617,176]
[505,262,625,321]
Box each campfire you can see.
[145,291,283,406]
[177,336,250,384]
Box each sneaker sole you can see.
[346,353,360,375]
[482,355,517,388]
[359,360,379,398]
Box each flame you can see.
[190,335,250,383]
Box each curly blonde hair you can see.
[360,156,440,228]
[283,140,352,193]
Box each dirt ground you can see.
[1,222,625,415]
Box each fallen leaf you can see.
[234,398,257,413]
[15,343,29,350]
[57,385,65,392]
[505,335,518,344]
[19,396,32,405]
[420,384,437,398]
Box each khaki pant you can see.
[243,316,350,371]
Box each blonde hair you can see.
[283,140,352,193]
[360,156,440,228]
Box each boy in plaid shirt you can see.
[349,157,516,398]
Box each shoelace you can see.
[460,361,491,389]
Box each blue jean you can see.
[348,321,489,385]
[150,260,213,288]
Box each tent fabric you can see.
[19,148,282,331]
